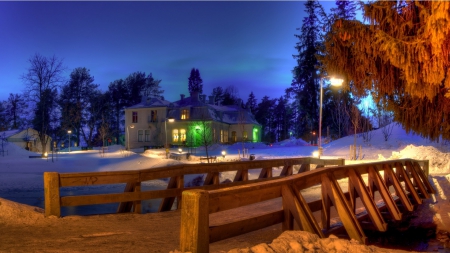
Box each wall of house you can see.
[125,107,168,149]
[228,124,261,143]
[7,128,52,153]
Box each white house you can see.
[124,91,261,149]
[0,128,52,153]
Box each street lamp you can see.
[319,76,343,158]
[165,118,175,159]
[127,125,134,151]
[68,130,72,152]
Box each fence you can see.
[179,159,433,253]
[43,157,345,217]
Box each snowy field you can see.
[1,123,450,216]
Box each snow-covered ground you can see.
[0,123,449,216]
[2,123,450,252]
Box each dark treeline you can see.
[0,0,389,155]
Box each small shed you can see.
[0,128,52,153]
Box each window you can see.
[145,130,150,142]
[132,112,138,123]
[138,130,143,142]
[243,131,248,140]
[221,130,229,143]
[180,129,186,142]
[173,129,179,142]
[181,109,189,120]
[231,131,237,142]
[150,110,158,122]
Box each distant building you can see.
[0,128,52,152]
[124,91,261,149]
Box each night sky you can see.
[0,1,335,103]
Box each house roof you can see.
[0,129,22,138]
[126,94,260,126]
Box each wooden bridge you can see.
[43,157,344,217]
[179,159,434,253]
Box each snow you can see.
[2,123,450,252]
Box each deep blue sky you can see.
[0,1,336,103]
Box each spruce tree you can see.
[290,0,322,139]
[188,68,203,94]
[245,92,258,114]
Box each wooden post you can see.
[44,172,61,217]
[180,190,209,253]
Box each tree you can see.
[4,93,28,129]
[21,53,65,155]
[273,96,288,142]
[321,1,450,141]
[0,101,8,131]
[289,0,323,139]
[245,92,258,114]
[141,73,164,100]
[108,79,128,143]
[211,87,224,105]
[255,96,276,143]
[222,85,240,106]
[188,68,203,94]
[59,67,98,146]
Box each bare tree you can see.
[194,111,214,163]
[346,103,361,159]
[237,108,247,154]
[21,53,65,155]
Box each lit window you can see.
[181,109,189,120]
[243,131,248,140]
[180,129,186,142]
[173,129,179,142]
[132,112,138,123]
[232,131,237,142]
[138,130,143,142]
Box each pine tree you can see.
[245,92,258,114]
[290,0,322,139]
[211,87,224,105]
[5,93,28,129]
[141,73,164,100]
[255,96,276,143]
[188,68,203,94]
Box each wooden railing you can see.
[43,157,345,217]
[179,159,434,253]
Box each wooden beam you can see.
[159,176,180,212]
[383,164,414,212]
[368,166,402,220]
[281,184,324,237]
[412,161,435,194]
[298,163,310,173]
[347,169,387,231]
[209,210,283,243]
[180,190,209,253]
[258,167,273,179]
[117,182,138,213]
[44,172,61,218]
[394,162,422,205]
[321,173,367,244]
[233,169,248,182]
[321,182,331,230]
[280,165,293,177]
[405,161,429,199]
[133,182,141,214]
[204,172,219,186]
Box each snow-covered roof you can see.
[0,129,22,138]
[126,97,171,109]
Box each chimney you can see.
[208,95,215,105]
[180,94,185,100]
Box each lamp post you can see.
[319,76,343,158]
[127,125,134,151]
[68,130,72,152]
[165,118,175,159]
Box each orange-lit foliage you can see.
[321,1,450,141]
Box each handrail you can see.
[179,159,434,253]
[43,157,345,217]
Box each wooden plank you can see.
[347,169,387,231]
[59,172,139,187]
[394,162,422,205]
[61,188,180,206]
[413,161,435,194]
[258,167,273,179]
[298,163,310,173]
[405,161,429,199]
[133,183,141,214]
[368,166,402,220]
[209,185,282,214]
[282,194,294,231]
[209,210,283,243]
[159,176,180,212]
[117,182,137,213]
[180,190,209,253]
[204,172,219,186]
[383,164,414,212]
[233,169,248,182]
[321,182,331,229]
[44,172,61,217]
[279,165,293,177]
[321,173,367,244]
